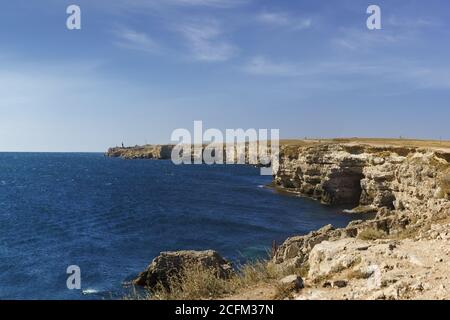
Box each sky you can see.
[0,0,449,152]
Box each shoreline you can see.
[107,139,450,300]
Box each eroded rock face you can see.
[107,145,174,159]
[275,144,449,209]
[272,224,354,269]
[276,144,367,205]
[307,238,372,281]
[298,232,450,300]
[273,143,450,270]
[133,250,234,289]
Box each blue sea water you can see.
[0,153,360,300]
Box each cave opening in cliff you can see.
[322,167,364,207]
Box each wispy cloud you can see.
[166,0,248,8]
[242,56,450,90]
[109,0,248,10]
[402,66,450,89]
[387,15,443,28]
[177,20,237,62]
[243,56,299,76]
[257,11,312,30]
[332,28,406,51]
[112,26,160,53]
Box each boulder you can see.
[133,250,234,288]
[307,239,370,281]
[279,275,304,291]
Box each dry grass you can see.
[440,170,450,198]
[392,213,450,240]
[345,268,369,280]
[134,259,293,300]
[273,283,296,300]
[357,228,386,240]
[150,264,235,300]
[280,138,450,151]
[392,226,422,240]
[329,138,450,149]
[276,261,310,279]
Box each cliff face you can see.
[269,143,450,299]
[275,143,449,211]
[272,143,450,269]
[107,145,174,159]
[106,143,274,166]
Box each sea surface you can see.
[0,153,360,299]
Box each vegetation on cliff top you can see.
[129,259,306,300]
[440,169,450,199]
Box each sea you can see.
[0,153,360,299]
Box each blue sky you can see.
[1,0,449,151]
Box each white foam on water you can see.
[82,288,99,295]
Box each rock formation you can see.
[107,145,174,160]
[268,142,450,299]
[107,143,274,167]
[296,233,450,300]
[133,250,234,289]
[272,143,450,268]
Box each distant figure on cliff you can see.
[122,142,124,148]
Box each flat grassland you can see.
[279,138,450,152]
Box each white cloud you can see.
[401,66,450,89]
[108,0,248,10]
[243,56,299,76]
[165,0,248,8]
[177,20,237,62]
[387,15,443,28]
[242,56,450,90]
[257,11,312,30]
[332,28,406,51]
[113,26,160,53]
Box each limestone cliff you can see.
[275,143,450,209]
[107,143,274,166]
[107,145,174,159]
[271,143,450,299]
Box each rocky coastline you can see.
[108,140,450,300]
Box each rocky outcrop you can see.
[297,230,450,300]
[107,143,275,167]
[272,224,355,269]
[272,143,450,273]
[133,250,234,289]
[107,145,174,160]
[275,143,449,208]
[275,144,367,205]
[279,275,304,291]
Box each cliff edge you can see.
[269,142,450,300]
